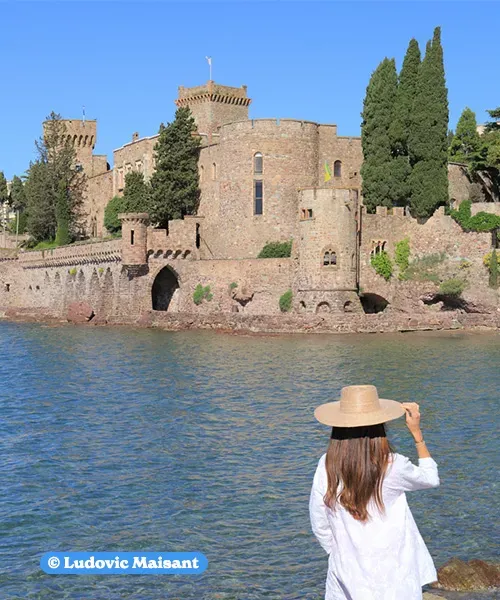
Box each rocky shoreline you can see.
[2,305,500,335]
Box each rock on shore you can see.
[432,558,500,591]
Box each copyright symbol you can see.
[48,556,60,569]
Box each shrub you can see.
[459,259,471,270]
[451,200,500,233]
[439,278,466,297]
[104,195,128,233]
[370,251,393,281]
[193,284,213,305]
[258,240,292,258]
[33,240,58,251]
[395,238,410,278]
[279,290,293,312]
[68,267,77,276]
[229,282,238,290]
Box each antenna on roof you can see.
[205,56,212,81]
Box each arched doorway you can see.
[152,266,180,311]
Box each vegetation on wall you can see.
[149,107,201,228]
[25,113,85,245]
[279,290,293,312]
[257,240,293,258]
[104,196,127,234]
[400,252,446,284]
[193,284,213,305]
[438,278,466,297]
[361,27,449,218]
[394,238,411,277]
[450,200,500,232]
[370,251,393,280]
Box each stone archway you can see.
[151,266,180,311]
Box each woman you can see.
[310,384,439,600]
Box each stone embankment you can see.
[2,305,500,335]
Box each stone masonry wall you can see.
[85,170,113,237]
[359,207,496,310]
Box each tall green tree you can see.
[0,172,8,206]
[390,38,421,156]
[122,171,150,212]
[25,113,85,243]
[449,107,481,164]
[388,39,421,206]
[149,107,201,227]
[9,175,27,212]
[360,58,398,212]
[408,28,449,217]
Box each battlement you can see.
[17,239,122,269]
[44,119,97,149]
[219,118,329,138]
[147,216,199,259]
[176,81,250,106]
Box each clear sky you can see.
[1,1,499,179]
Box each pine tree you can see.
[123,171,150,213]
[449,107,481,164]
[25,113,85,243]
[149,107,201,227]
[408,28,449,218]
[360,58,398,212]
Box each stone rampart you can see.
[17,239,122,269]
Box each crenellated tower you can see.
[175,81,251,143]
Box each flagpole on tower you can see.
[206,56,212,81]
[82,106,86,125]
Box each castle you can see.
[0,80,497,327]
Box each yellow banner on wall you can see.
[324,161,332,182]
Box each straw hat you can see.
[314,385,405,427]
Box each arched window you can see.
[200,165,204,182]
[254,152,263,175]
[323,250,337,266]
[334,160,342,177]
[212,163,217,180]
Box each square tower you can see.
[175,81,251,142]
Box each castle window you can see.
[130,230,135,246]
[254,180,263,215]
[254,152,263,175]
[135,160,143,173]
[334,160,342,177]
[323,250,337,266]
[308,209,313,219]
[212,163,217,180]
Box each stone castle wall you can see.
[359,207,496,310]
[85,170,114,237]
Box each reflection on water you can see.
[0,323,498,598]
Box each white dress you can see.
[309,453,440,600]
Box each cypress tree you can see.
[149,107,201,228]
[449,107,481,165]
[0,172,8,205]
[391,38,421,156]
[360,58,398,212]
[122,171,150,213]
[409,28,449,218]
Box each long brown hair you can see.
[324,424,393,522]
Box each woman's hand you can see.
[401,402,422,440]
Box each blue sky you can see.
[1,1,499,179]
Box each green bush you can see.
[104,195,128,233]
[279,289,293,312]
[395,238,410,278]
[68,267,77,276]
[33,240,58,251]
[229,282,238,290]
[258,240,292,258]
[193,284,213,305]
[451,200,500,233]
[439,278,466,297]
[8,212,28,235]
[370,251,393,281]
